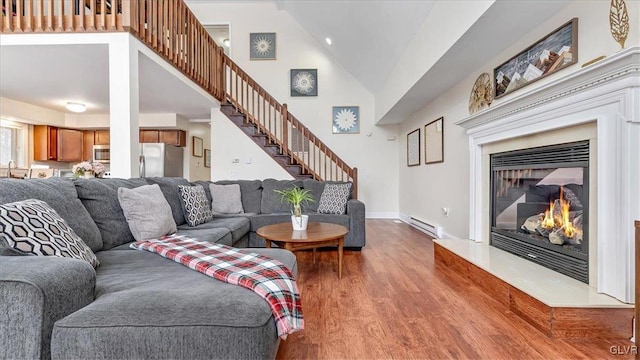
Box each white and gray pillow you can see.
[178,185,213,227]
[209,184,244,215]
[0,199,100,268]
[317,183,352,215]
[117,184,177,241]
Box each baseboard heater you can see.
[409,217,443,239]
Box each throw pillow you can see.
[209,184,244,215]
[117,184,177,241]
[0,199,100,268]
[317,183,352,215]
[178,185,213,227]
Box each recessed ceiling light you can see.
[65,102,86,113]
[223,39,230,47]
[325,37,332,45]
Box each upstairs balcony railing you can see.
[0,0,358,197]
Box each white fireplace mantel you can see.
[455,47,640,303]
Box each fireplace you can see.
[490,140,589,283]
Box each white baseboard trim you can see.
[365,212,400,219]
[397,212,458,240]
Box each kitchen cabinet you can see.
[57,129,83,162]
[33,126,83,162]
[159,130,187,147]
[95,130,110,145]
[140,130,160,143]
[33,125,57,161]
[83,130,95,161]
[140,129,186,147]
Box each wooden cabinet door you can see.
[57,129,83,163]
[83,130,95,161]
[140,130,160,143]
[33,125,58,161]
[95,130,110,145]
[159,130,187,147]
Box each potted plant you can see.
[274,186,315,230]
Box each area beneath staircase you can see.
[434,239,633,340]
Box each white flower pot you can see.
[291,215,309,231]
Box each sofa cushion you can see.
[177,185,213,227]
[317,183,352,215]
[177,216,250,244]
[52,248,296,360]
[210,180,264,214]
[209,184,244,214]
[261,179,303,214]
[250,214,291,232]
[302,179,353,212]
[74,178,149,250]
[176,227,233,245]
[0,178,103,252]
[144,177,191,226]
[118,184,177,241]
[0,199,100,268]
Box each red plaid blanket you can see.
[130,234,303,339]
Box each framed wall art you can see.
[332,106,359,134]
[290,69,318,96]
[204,149,211,168]
[494,18,578,98]
[407,128,420,167]
[424,117,444,164]
[192,136,203,157]
[250,33,276,60]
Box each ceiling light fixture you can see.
[65,102,86,113]
[325,37,332,45]
[223,39,230,47]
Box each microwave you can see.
[92,145,110,163]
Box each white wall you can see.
[399,0,640,239]
[187,121,212,181]
[187,1,400,216]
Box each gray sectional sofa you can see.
[0,176,365,360]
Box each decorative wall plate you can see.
[291,69,318,97]
[469,72,493,115]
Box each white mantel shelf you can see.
[454,46,640,304]
[456,46,640,131]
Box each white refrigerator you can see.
[139,143,184,177]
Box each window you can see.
[0,123,25,167]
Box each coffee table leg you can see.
[338,238,344,279]
[265,239,272,248]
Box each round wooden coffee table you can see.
[256,222,349,279]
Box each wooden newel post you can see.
[282,103,288,155]
[352,167,358,200]
[635,220,640,358]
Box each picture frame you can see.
[192,136,203,157]
[494,18,578,98]
[290,69,318,97]
[204,149,211,168]
[424,117,444,164]
[407,128,420,167]
[250,33,276,60]
[332,106,359,134]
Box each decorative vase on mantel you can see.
[83,171,94,179]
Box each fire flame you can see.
[540,186,581,238]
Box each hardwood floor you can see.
[276,219,635,359]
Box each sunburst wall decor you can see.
[290,69,318,97]
[332,106,359,134]
[250,33,276,60]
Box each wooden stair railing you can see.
[1,0,357,198]
[222,55,358,198]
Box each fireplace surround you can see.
[456,47,640,303]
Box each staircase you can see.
[0,0,358,198]
[219,102,312,180]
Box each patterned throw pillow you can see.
[178,185,213,227]
[317,183,352,215]
[0,199,100,268]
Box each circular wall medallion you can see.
[469,72,494,115]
